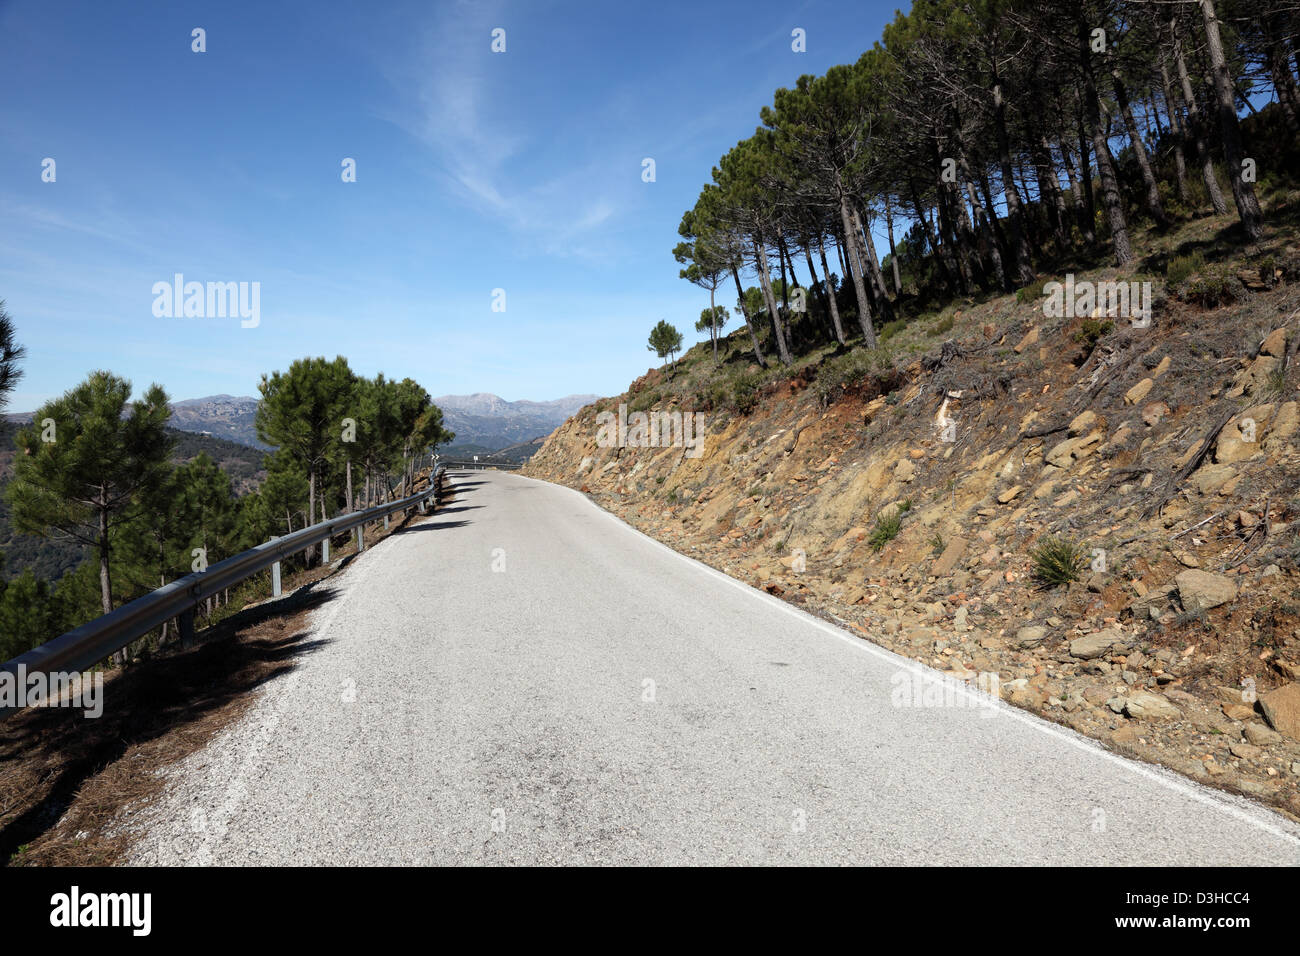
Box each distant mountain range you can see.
[169,394,266,449]
[6,391,600,454]
[433,393,599,451]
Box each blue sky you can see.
[0,0,902,409]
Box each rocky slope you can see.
[526,257,1300,818]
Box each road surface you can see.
[128,470,1300,865]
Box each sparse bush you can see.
[813,347,894,407]
[1166,251,1205,287]
[1030,535,1089,588]
[1073,318,1114,351]
[1185,271,1239,307]
[879,317,907,342]
[1016,277,1050,304]
[931,315,955,336]
[730,371,762,414]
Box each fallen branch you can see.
[1171,511,1225,540]
[1144,408,1235,519]
[1223,496,1269,571]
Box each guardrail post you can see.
[383,514,389,531]
[179,608,195,647]
[321,535,330,564]
[272,560,282,598]
[356,526,365,552]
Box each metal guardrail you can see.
[0,467,448,721]
[440,459,521,470]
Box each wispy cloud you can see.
[369,2,627,259]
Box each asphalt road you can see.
[128,470,1300,865]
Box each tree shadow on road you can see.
[0,581,342,866]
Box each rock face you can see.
[1124,691,1182,720]
[1259,683,1300,741]
[932,537,967,576]
[1070,627,1122,660]
[1016,625,1048,649]
[1174,570,1238,613]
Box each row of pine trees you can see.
[0,315,452,664]
[674,0,1297,365]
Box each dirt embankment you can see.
[527,266,1300,818]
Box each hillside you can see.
[526,211,1300,818]
[0,425,266,582]
[167,395,265,449]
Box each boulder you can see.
[932,537,968,576]
[1174,569,1238,613]
[1124,691,1182,720]
[1259,682,1300,741]
[1070,627,1123,660]
[1124,378,1154,405]
[1016,625,1048,649]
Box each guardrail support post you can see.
[321,536,330,564]
[179,608,195,647]
[356,526,365,552]
[272,561,282,598]
[383,514,389,531]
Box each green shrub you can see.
[1016,277,1050,303]
[1166,251,1205,287]
[879,317,907,342]
[1030,535,1089,588]
[868,506,905,552]
[1186,271,1239,307]
[1073,318,1114,351]
[813,347,894,407]
[730,372,762,414]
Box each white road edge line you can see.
[508,471,1300,849]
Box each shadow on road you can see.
[400,519,471,533]
[0,581,341,866]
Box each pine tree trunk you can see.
[1160,60,1191,202]
[883,195,902,294]
[838,192,877,346]
[990,71,1036,283]
[754,238,792,365]
[816,237,846,346]
[1171,16,1229,215]
[958,145,1007,290]
[1113,69,1171,227]
[730,265,766,367]
[1078,14,1133,266]
[1198,0,1264,241]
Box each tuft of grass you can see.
[868,506,905,552]
[1030,535,1089,588]
[1166,251,1205,287]
[1016,276,1050,304]
[879,317,907,342]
